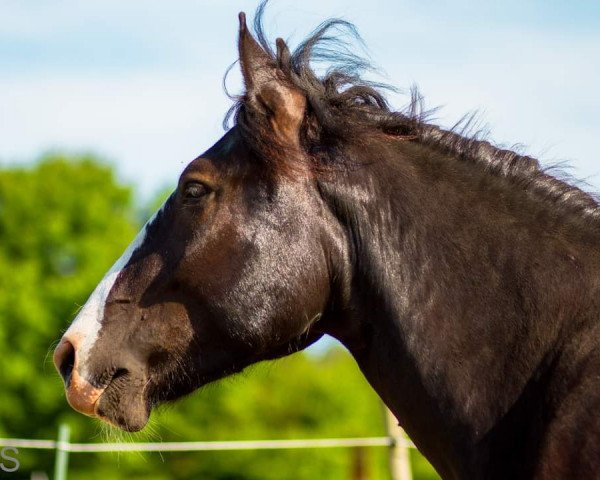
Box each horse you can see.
[53,5,600,479]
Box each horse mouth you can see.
[90,353,253,432]
[93,371,152,432]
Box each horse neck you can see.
[322,138,600,477]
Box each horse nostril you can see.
[112,368,129,381]
[54,340,76,387]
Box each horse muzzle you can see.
[53,338,105,416]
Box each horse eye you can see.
[183,182,210,200]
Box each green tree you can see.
[0,153,138,449]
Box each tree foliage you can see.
[0,154,137,439]
[0,154,439,480]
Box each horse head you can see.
[53,12,349,431]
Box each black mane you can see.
[226,2,600,222]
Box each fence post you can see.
[54,423,70,480]
[384,407,412,480]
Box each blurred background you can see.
[1,1,598,479]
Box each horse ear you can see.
[238,12,306,147]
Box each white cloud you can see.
[0,72,240,196]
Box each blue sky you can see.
[1,0,599,199]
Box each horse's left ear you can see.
[238,12,306,147]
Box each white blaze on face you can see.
[64,207,163,379]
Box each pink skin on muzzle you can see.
[53,336,105,417]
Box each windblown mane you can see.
[226,2,600,222]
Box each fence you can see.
[0,424,416,480]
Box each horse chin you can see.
[95,379,150,432]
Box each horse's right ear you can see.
[238,12,306,148]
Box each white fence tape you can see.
[0,436,415,452]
